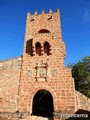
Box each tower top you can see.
[25,9,62,44]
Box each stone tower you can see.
[18,10,76,118]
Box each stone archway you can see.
[32,89,54,118]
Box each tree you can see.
[68,56,90,98]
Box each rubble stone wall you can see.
[76,91,90,111]
[0,57,22,112]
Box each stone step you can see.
[20,116,51,120]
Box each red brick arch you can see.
[27,85,58,114]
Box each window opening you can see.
[26,39,34,56]
[39,29,50,34]
[35,42,42,56]
[44,42,51,55]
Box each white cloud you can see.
[83,8,90,22]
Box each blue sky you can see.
[0,0,90,65]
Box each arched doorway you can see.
[32,89,54,118]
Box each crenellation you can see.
[34,11,38,15]
[42,10,45,14]
[49,9,52,14]
[30,9,60,17]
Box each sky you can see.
[0,0,90,65]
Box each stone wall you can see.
[0,112,29,120]
[0,57,22,112]
[76,91,90,112]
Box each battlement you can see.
[28,9,60,16]
[27,9,60,24]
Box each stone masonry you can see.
[0,10,90,120]
[18,10,76,114]
[0,57,22,112]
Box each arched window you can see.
[44,42,51,55]
[39,29,50,34]
[26,39,34,56]
[35,42,42,56]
